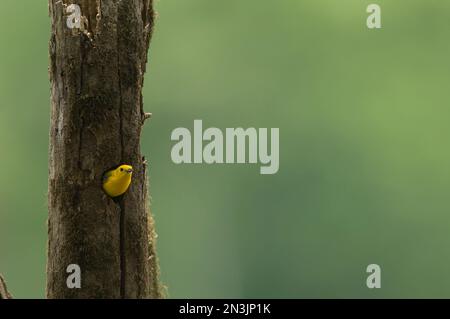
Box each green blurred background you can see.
[1,0,450,298]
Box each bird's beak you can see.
[126,168,133,173]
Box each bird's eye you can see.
[120,168,123,172]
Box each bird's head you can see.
[117,164,133,176]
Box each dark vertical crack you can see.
[118,66,126,299]
[77,35,84,95]
[116,4,126,297]
[119,198,126,298]
[77,35,85,171]
[77,113,84,169]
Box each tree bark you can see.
[47,0,162,298]
[0,275,12,299]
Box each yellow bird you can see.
[102,164,133,197]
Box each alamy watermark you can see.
[367,4,381,29]
[171,120,279,175]
[366,264,381,289]
[66,264,81,289]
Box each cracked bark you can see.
[47,0,162,298]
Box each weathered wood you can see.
[47,0,162,298]
[0,275,12,299]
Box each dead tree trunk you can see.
[47,0,162,298]
[0,275,12,299]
